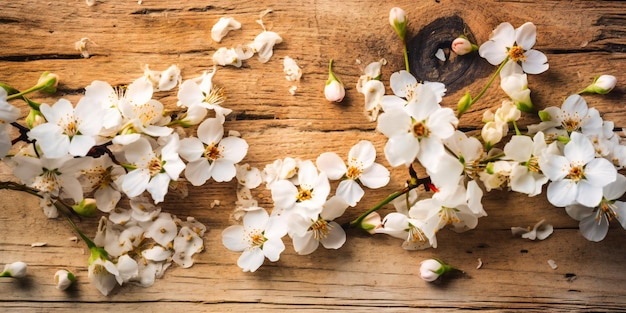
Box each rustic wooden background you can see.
[1,0,625,311]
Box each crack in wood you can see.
[0,54,83,62]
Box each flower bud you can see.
[359,212,382,234]
[54,269,76,290]
[26,109,45,129]
[1,261,27,278]
[482,121,506,147]
[37,72,59,94]
[451,36,477,56]
[580,75,616,94]
[419,259,454,282]
[325,59,345,103]
[456,92,472,116]
[72,198,98,217]
[389,7,407,40]
[538,110,551,122]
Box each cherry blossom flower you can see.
[375,211,436,250]
[539,131,617,207]
[12,154,92,203]
[179,117,248,185]
[500,62,533,112]
[117,77,172,138]
[270,160,330,219]
[177,67,232,121]
[479,22,548,74]
[79,155,123,213]
[381,71,446,111]
[288,196,349,255]
[28,98,103,158]
[356,59,385,93]
[528,94,602,135]
[361,79,385,122]
[222,208,287,272]
[316,140,389,206]
[503,132,549,196]
[119,135,185,203]
[565,174,626,242]
[87,247,120,296]
[377,85,458,170]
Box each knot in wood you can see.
[408,15,490,93]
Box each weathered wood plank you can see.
[0,0,625,311]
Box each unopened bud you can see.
[38,72,59,94]
[389,7,407,40]
[1,261,27,278]
[456,92,472,116]
[72,198,98,216]
[325,59,345,102]
[54,269,76,290]
[580,75,616,95]
[26,109,45,129]
[420,259,455,282]
[451,36,477,56]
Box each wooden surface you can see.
[1,0,625,311]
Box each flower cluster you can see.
[1,6,624,292]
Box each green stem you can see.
[512,120,521,136]
[7,85,45,101]
[402,40,410,73]
[349,176,431,229]
[469,57,510,107]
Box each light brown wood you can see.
[0,0,625,311]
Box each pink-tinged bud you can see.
[389,7,407,40]
[451,37,477,56]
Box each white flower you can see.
[375,212,436,250]
[528,94,602,135]
[270,160,330,219]
[377,85,457,170]
[54,269,75,290]
[117,77,172,138]
[235,164,263,189]
[503,133,549,196]
[539,131,617,207]
[361,79,385,122]
[143,64,182,91]
[0,88,21,157]
[565,174,626,242]
[13,155,92,203]
[481,121,507,147]
[250,31,282,63]
[479,22,548,74]
[80,155,123,213]
[222,208,287,272]
[179,117,248,185]
[115,254,138,285]
[211,17,241,42]
[1,261,27,278]
[144,212,178,247]
[28,98,103,158]
[356,59,385,93]
[262,157,300,188]
[316,140,390,206]
[120,135,185,203]
[288,196,349,255]
[381,71,446,110]
[88,247,120,296]
[177,67,232,121]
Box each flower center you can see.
[296,186,313,202]
[562,118,580,132]
[526,156,541,173]
[148,158,164,176]
[438,207,461,226]
[412,121,429,139]
[247,229,267,247]
[346,161,363,180]
[508,45,526,62]
[600,200,619,222]
[408,223,427,243]
[310,218,332,240]
[61,118,79,138]
[133,103,159,125]
[204,144,222,161]
[567,164,585,182]
[204,87,226,107]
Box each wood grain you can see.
[0,0,625,311]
